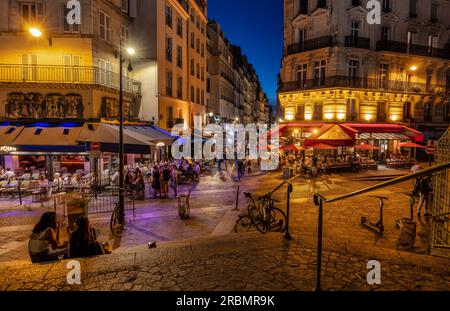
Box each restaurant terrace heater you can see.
[399,142,426,160]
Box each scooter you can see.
[361,195,389,235]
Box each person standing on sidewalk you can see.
[162,165,171,198]
[417,175,431,217]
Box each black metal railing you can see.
[0,64,141,95]
[87,187,134,215]
[345,36,370,49]
[285,36,335,56]
[279,75,449,95]
[313,162,450,291]
[377,40,450,60]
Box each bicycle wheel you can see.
[235,215,254,233]
[248,204,269,233]
[110,208,123,236]
[268,207,287,232]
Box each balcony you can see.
[279,76,449,95]
[0,64,141,95]
[285,36,335,56]
[376,40,450,60]
[345,36,370,49]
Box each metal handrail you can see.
[313,161,450,291]
[316,162,450,203]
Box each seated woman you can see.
[28,212,68,263]
[70,216,105,258]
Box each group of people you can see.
[28,212,110,263]
[0,166,15,183]
[110,159,202,199]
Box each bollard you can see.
[18,178,22,205]
[284,183,292,240]
[314,194,323,291]
[235,185,240,211]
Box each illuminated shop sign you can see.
[0,146,17,154]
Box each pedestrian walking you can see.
[417,176,431,217]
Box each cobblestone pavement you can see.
[0,233,448,291]
[0,164,435,263]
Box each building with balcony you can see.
[133,0,207,130]
[279,0,450,145]
[0,0,141,122]
[206,21,270,126]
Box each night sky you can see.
[207,0,283,109]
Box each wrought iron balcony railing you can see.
[285,36,335,56]
[376,40,450,60]
[279,75,449,95]
[0,64,142,95]
[345,36,370,49]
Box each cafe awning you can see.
[0,125,24,145]
[124,125,177,146]
[9,124,86,153]
[77,123,154,154]
[306,124,356,147]
[399,142,426,148]
[353,143,381,150]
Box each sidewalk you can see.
[0,232,448,291]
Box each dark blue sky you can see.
[208,0,283,108]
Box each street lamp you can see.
[117,42,135,226]
[29,27,42,38]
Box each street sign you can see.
[426,145,435,155]
[90,141,101,151]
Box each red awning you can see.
[353,143,381,150]
[399,142,426,148]
[308,143,337,150]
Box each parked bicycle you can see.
[235,191,286,234]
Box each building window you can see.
[317,0,327,9]
[207,78,211,92]
[166,71,173,97]
[196,38,200,54]
[313,60,326,86]
[431,3,438,22]
[177,76,183,99]
[177,46,183,68]
[191,32,195,49]
[121,0,129,12]
[313,102,323,120]
[191,85,195,102]
[296,63,308,88]
[191,59,195,75]
[429,35,438,53]
[21,2,44,29]
[381,26,390,41]
[166,5,172,28]
[197,88,200,104]
[99,11,111,42]
[196,16,200,29]
[98,59,112,86]
[201,89,205,105]
[351,20,360,38]
[407,31,416,53]
[382,0,391,12]
[201,43,205,57]
[295,28,307,45]
[63,4,80,33]
[201,66,205,81]
[196,63,200,79]
[177,17,183,37]
[166,37,173,62]
[444,102,450,122]
[190,9,195,22]
[424,102,433,122]
[346,99,358,121]
[121,25,129,44]
[378,63,389,88]
[403,102,411,121]
[348,59,359,79]
[377,102,387,122]
[409,0,417,18]
[299,0,308,14]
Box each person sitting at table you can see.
[53,173,63,192]
[70,216,105,259]
[38,174,49,188]
[28,212,68,263]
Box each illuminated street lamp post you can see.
[117,42,135,225]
